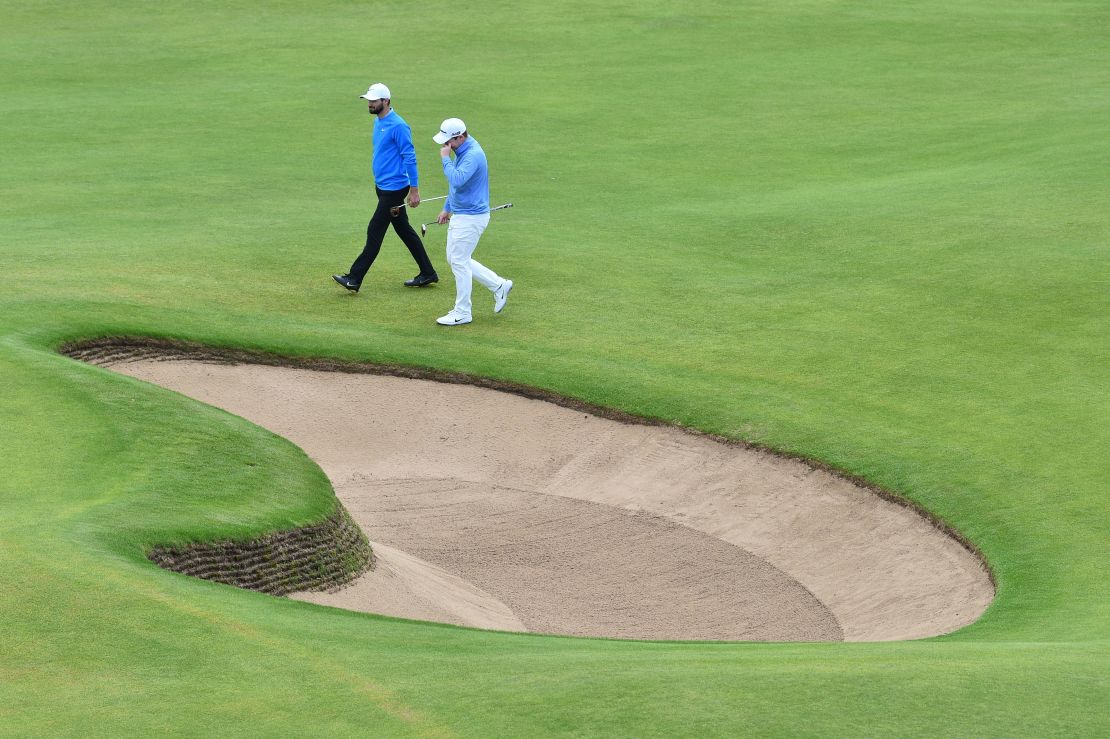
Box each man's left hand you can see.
[407,188,421,208]
[440,145,453,159]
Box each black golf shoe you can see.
[404,273,439,287]
[332,274,360,292]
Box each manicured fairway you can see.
[2,1,1108,735]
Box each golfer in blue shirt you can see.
[432,118,513,326]
[333,83,438,292]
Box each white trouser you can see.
[445,212,501,318]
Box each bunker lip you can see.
[62,336,996,641]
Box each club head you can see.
[389,206,400,217]
[420,224,427,237]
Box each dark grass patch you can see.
[147,506,372,595]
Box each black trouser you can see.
[348,186,436,283]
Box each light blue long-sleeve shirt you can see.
[441,137,489,215]
[372,110,419,190]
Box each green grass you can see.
[2,0,1109,735]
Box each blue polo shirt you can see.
[372,110,419,190]
[442,137,489,215]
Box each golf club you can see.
[390,195,447,217]
[421,202,513,237]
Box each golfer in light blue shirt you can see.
[432,118,513,326]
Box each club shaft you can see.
[393,195,447,211]
[421,203,512,233]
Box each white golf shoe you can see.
[494,279,513,313]
[436,311,472,326]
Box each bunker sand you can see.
[105,359,993,641]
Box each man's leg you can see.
[390,191,437,279]
[444,214,488,318]
[347,188,398,284]
[470,257,512,313]
[470,260,502,294]
[466,214,495,296]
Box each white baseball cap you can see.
[359,83,390,101]
[433,118,466,144]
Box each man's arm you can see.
[441,147,482,189]
[398,124,421,207]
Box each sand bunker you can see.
[101,356,993,641]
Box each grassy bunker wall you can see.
[147,506,372,595]
[62,338,373,596]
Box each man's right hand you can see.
[436,211,451,225]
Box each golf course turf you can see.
[2,1,1108,736]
